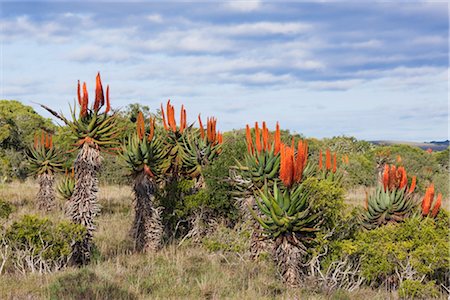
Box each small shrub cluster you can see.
[2,215,86,274]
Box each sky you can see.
[1,1,448,142]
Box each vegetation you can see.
[0,74,448,299]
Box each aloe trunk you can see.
[273,234,306,287]
[36,173,55,211]
[67,144,101,265]
[131,172,163,252]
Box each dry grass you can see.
[0,181,446,299]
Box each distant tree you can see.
[0,100,55,151]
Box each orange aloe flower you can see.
[94,72,104,111]
[245,124,253,154]
[77,80,82,106]
[274,122,281,154]
[198,114,205,139]
[280,141,308,188]
[325,149,331,170]
[422,184,434,216]
[408,176,416,193]
[398,167,407,189]
[105,85,110,114]
[33,133,38,148]
[254,122,262,153]
[81,82,89,117]
[136,111,145,140]
[431,193,442,217]
[382,164,390,191]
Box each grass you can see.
[0,181,447,299]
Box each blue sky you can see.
[1,1,448,141]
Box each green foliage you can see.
[0,100,55,151]
[98,153,130,185]
[49,269,137,300]
[335,212,449,287]
[5,215,86,268]
[251,181,320,239]
[398,279,440,299]
[341,153,376,188]
[301,177,345,231]
[201,224,250,253]
[0,199,13,220]
[362,185,418,229]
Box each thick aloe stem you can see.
[131,172,163,252]
[36,173,55,211]
[274,234,306,287]
[67,144,101,265]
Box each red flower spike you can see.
[319,149,323,170]
[180,105,185,133]
[33,134,38,148]
[332,153,337,173]
[431,193,442,217]
[136,111,145,140]
[398,167,407,189]
[326,149,331,170]
[81,82,89,117]
[274,122,281,154]
[382,165,390,191]
[160,103,168,130]
[422,184,434,216]
[94,72,104,111]
[389,165,397,190]
[77,80,82,106]
[105,85,110,114]
[198,114,205,139]
[218,132,223,144]
[408,176,416,194]
[280,144,294,188]
[41,131,45,147]
[245,124,253,154]
[262,121,269,151]
[254,122,262,153]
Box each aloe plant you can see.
[40,72,118,265]
[27,131,65,210]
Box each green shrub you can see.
[201,224,250,253]
[49,269,137,300]
[5,215,86,273]
[334,211,449,289]
[398,279,440,299]
[301,176,345,231]
[0,199,12,220]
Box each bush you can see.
[201,224,250,253]
[0,199,12,220]
[333,211,450,290]
[398,279,440,299]
[49,269,137,300]
[4,215,86,273]
[301,177,345,231]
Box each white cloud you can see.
[224,0,262,12]
[67,45,131,62]
[146,14,163,23]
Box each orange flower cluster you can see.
[77,72,110,117]
[382,164,416,193]
[136,111,155,142]
[318,149,337,173]
[341,154,349,165]
[198,115,223,145]
[161,100,187,133]
[279,140,308,188]
[245,121,281,155]
[421,184,441,217]
[34,131,53,149]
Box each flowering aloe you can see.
[27,131,65,210]
[40,73,118,265]
[250,140,320,286]
[237,122,282,188]
[421,184,442,218]
[121,111,163,251]
[317,148,341,181]
[362,164,418,229]
[182,114,223,179]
